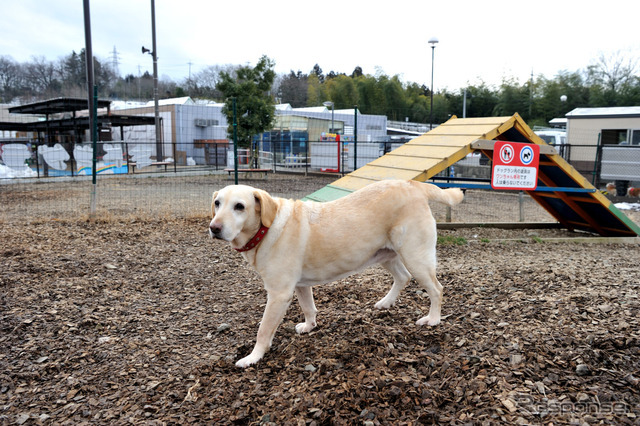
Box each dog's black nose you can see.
[209,223,222,237]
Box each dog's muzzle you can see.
[209,222,223,239]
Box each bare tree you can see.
[23,56,61,99]
[587,50,638,92]
[188,64,236,99]
[278,70,308,107]
[0,56,22,103]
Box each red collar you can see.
[235,225,269,252]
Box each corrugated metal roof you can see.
[146,96,194,107]
[566,106,640,118]
[291,106,328,113]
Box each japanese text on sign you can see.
[491,141,540,190]
[492,166,536,188]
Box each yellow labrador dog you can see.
[209,179,463,367]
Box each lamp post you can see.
[323,101,334,134]
[428,37,439,130]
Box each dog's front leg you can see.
[236,291,293,368]
[294,286,317,334]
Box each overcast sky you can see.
[2,0,639,95]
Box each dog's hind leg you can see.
[294,286,317,334]
[395,231,443,326]
[414,269,443,326]
[374,256,411,310]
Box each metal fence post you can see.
[593,133,602,186]
[90,85,98,215]
[34,141,41,178]
[304,138,308,176]
[232,97,238,185]
[272,136,276,173]
[519,191,525,222]
[354,106,358,171]
[172,140,177,173]
[125,143,131,173]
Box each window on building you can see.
[601,129,628,145]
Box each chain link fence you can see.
[1,138,638,224]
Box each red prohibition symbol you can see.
[498,144,515,164]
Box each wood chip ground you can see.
[1,176,639,424]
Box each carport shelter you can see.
[1,97,155,143]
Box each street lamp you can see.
[323,101,334,134]
[428,37,439,130]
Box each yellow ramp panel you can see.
[332,172,423,192]
[424,115,515,135]
[330,175,381,192]
[426,124,504,137]
[370,151,458,168]
[349,166,431,181]
[389,146,471,165]
[391,145,470,159]
[403,135,476,148]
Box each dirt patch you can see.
[0,177,639,424]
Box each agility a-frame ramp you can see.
[304,113,639,237]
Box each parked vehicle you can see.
[534,129,566,146]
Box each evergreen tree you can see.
[216,55,276,148]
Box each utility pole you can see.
[82,0,98,216]
[142,2,162,161]
[529,70,533,119]
[188,61,193,95]
[137,65,141,100]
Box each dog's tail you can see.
[415,181,464,207]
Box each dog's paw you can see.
[295,321,316,334]
[235,353,262,368]
[374,297,395,310]
[416,315,440,326]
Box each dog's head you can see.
[209,185,278,247]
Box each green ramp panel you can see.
[303,185,354,202]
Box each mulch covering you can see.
[1,215,638,425]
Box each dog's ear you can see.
[211,191,218,217]
[253,189,278,228]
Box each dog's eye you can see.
[214,200,220,208]
[234,203,245,211]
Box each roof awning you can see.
[8,97,112,115]
[1,97,156,133]
[0,114,156,133]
